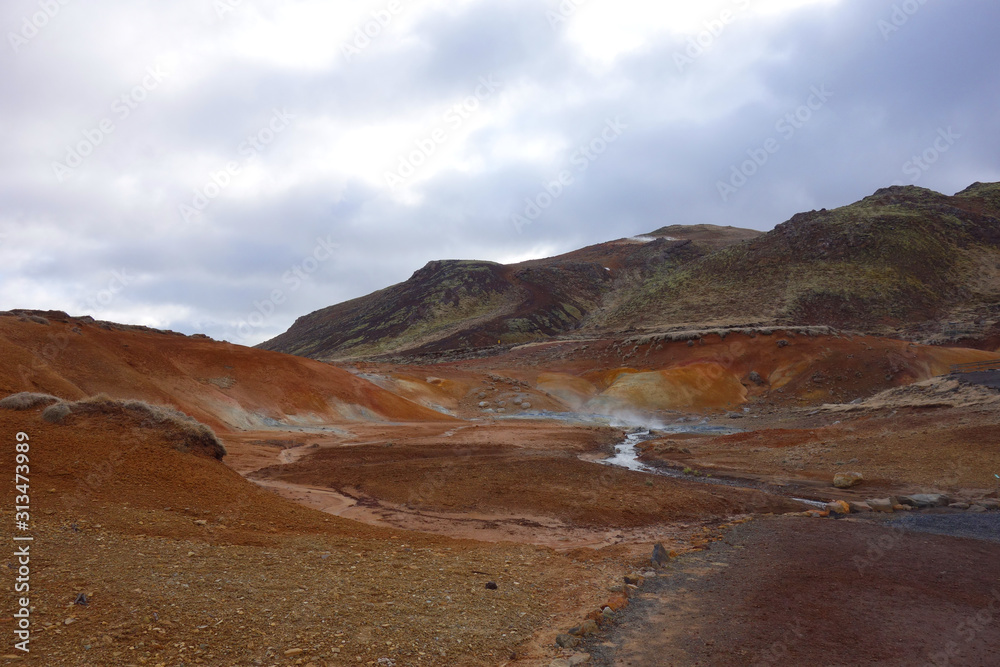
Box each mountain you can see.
[260,182,1000,361]
[258,225,759,360]
[592,182,1000,339]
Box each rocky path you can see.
[587,515,1000,666]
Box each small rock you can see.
[520,402,531,409]
[949,502,970,510]
[573,619,598,637]
[748,371,764,385]
[74,593,89,606]
[602,606,614,618]
[867,498,894,513]
[651,543,673,567]
[569,653,592,666]
[284,648,304,656]
[549,659,571,667]
[968,505,987,513]
[848,501,872,513]
[826,500,850,515]
[485,581,498,590]
[833,472,864,489]
[624,575,642,586]
[193,519,208,526]
[777,339,790,348]
[898,494,949,508]
[979,499,999,510]
[556,634,581,649]
[64,618,76,626]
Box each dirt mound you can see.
[0,312,450,432]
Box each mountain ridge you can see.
[259,182,1000,361]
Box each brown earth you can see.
[637,403,1000,501]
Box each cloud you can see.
[1,0,998,345]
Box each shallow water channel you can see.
[597,427,825,508]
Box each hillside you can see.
[596,182,1000,339]
[262,182,1000,361]
[0,309,449,431]
[259,225,759,360]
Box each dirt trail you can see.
[589,515,1000,666]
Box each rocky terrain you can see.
[5,184,1000,666]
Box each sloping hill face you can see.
[0,311,450,430]
[596,183,1000,338]
[260,225,760,360]
[262,182,1000,361]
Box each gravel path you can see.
[882,511,1000,543]
[586,515,1000,666]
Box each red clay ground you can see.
[4,408,695,666]
[245,420,801,551]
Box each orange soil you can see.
[0,313,450,432]
[357,330,999,415]
[0,409,649,666]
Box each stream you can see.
[597,428,826,508]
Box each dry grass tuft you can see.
[41,402,72,423]
[40,394,226,459]
[0,392,61,411]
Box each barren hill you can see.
[596,182,1000,339]
[259,225,759,360]
[262,182,1000,361]
[0,310,449,431]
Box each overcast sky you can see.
[2,0,998,345]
